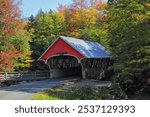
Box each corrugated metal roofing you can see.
[60,36,110,58]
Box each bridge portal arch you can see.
[47,55,82,78]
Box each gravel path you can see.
[0,78,77,100]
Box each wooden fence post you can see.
[5,72,8,79]
[20,73,22,79]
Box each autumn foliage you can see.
[57,0,106,38]
[0,0,32,71]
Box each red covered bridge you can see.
[38,36,112,79]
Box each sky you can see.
[19,0,107,18]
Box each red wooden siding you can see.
[40,38,84,62]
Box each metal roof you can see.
[60,36,110,58]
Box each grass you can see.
[32,80,129,100]
[32,86,66,100]
[32,81,111,100]
[32,92,61,100]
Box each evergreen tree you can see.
[28,11,65,70]
[108,0,150,94]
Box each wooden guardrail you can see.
[0,72,49,81]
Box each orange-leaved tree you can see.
[0,0,32,71]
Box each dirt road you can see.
[0,78,76,100]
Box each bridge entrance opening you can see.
[47,55,82,78]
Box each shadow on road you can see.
[0,77,80,93]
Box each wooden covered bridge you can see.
[38,36,112,79]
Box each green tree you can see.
[10,22,33,71]
[29,11,65,70]
[82,26,109,48]
[108,0,150,94]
